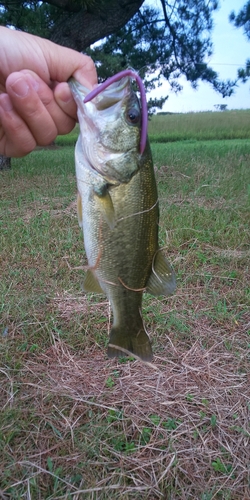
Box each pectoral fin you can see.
[77,191,83,228]
[146,250,176,297]
[83,269,103,294]
[93,187,115,230]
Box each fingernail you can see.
[10,78,29,97]
[26,75,39,92]
[0,94,13,112]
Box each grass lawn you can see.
[0,110,250,499]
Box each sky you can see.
[149,0,250,113]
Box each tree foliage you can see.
[86,1,237,105]
[230,1,250,84]
[230,0,250,39]
[0,0,145,49]
[0,0,247,107]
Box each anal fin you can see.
[83,269,103,294]
[146,249,176,297]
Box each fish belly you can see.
[79,155,158,360]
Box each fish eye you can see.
[126,107,140,125]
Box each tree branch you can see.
[159,0,178,62]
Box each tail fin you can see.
[107,326,153,361]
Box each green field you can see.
[1,110,250,499]
[56,109,250,145]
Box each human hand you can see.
[0,27,97,157]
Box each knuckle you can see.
[36,129,57,147]
[17,137,37,156]
[84,55,96,71]
[8,139,36,158]
[57,117,75,135]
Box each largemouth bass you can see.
[69,70,176,361]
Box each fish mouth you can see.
[92,76,131,111]
[84,70,148,155]
[69,70,148,184]
[68,75,131,110]
[69,70,147,155]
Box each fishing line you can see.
[117,277,146,292]
[116,199,159,222]
[108,344,159,370]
